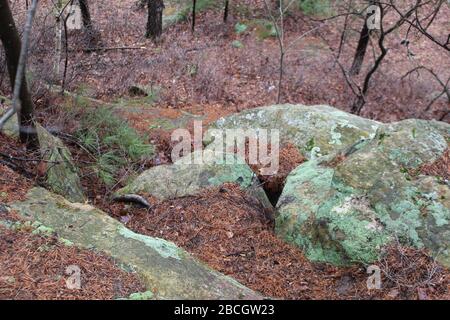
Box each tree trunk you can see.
[191,0,196,32]
[54,0,63,80]
[0,0,37,148]
[349,19,370,76]
[78,0,93,31]
[223,0,229,22]
[78,0,102,48]
[146,0,164,40]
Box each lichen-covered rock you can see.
[9,188,262,300]
[35,123,85,202]
[1,113,19,138]
[205,104,380,158]
[116,150,272,209]
[276,119,450,267]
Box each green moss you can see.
[11,188,261,299]
[305,137,315,152]
[276,117,450,266]
[36,123,85,202]
[206,164,254,188]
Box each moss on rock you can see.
[276,118,450,267]
[116,150,272,209]
[35,123,85,202]
[205,104,380,158]
[10,188,262,299]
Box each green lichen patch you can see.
[118,227,184,260]
[276,118,450,267]
[116,150,272,209]
[205,104,380,159]
[10,187,262,299]
[35,123,85,202]
[127,290,154,300]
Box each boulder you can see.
[1,113,19,138]
[35,123,85,203]
[115,150,272,209]
[276,119,450,267]
[205,104,380,158]
[9,187,263,300]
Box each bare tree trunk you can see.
[54,0,63,81]
[78,0,93,31]
[349,18,370,76]
[146,0,164,40]
[192,0,196,32]
[351,5,386,115]
[277,50,285,104]
[223,0,229,22]
[0,0,38,148]
[78,0,102,48]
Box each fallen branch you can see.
[81,46,147,52]
[0,157,36,180]
[112,194,152,209]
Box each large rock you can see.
[276,119,450,267]
[205,104,380,158]
[35,123,85,203]
[9,187,262,300]
[116,150,272,209]
[1,113,19,138]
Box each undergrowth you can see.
[75,107,154,186]
[298,0,332,17]
[178,0,220,21]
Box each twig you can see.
[81,46,147,52]
[0,158,36,180]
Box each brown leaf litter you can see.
[0,226,145,300]
[108,183,449,300]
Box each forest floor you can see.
[0,135,145,300]
[0,0,449,299]
[1,130,449,300]
[5,0,447,124]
